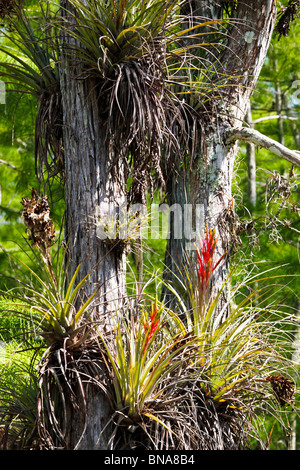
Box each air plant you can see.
[1,212,298,449]
[95,296,198,442]
[59,0,231,204]
[164,225,227,337]
[142,301,161,354]
[275,0,300,40]
[4,188,98,347]
[94,202,150,251]
[59,0,180,204]
[0,346,40,450]
[93,227,298,450]
[0,2,63,180]
[194,226,226,315]
[21,187,56,263]
[0,188,106,449]
[154,227,299,448]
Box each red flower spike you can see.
[143,303,160,355]
[195,226,226,297]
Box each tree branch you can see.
[253,114,299,124]
[226,127,300,168]
[0,158,21,172]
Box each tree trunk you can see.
[60,72,127,322]
[59,1,127,449]
[164,1,276,305]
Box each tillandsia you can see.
[18,188,99,347]
[143,301,161,355]
[160,225,228,338]
[188,226,227,338]
[96,298,197,429]
[59,0,231,205]
[159,227,298,413]
[0,3,63,183]
[95,254,299,449]
[266,375,295,408]
[0,188,106,448]
[275,0,300,39]
[195,226,226,307]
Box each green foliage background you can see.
[0,0,299,449]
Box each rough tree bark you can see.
[164,1,277,306]
[60,72,127,318]
[59,0,127,449]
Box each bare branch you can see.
[226,127,300,168]
[253,115,299,124]
[0,158,21,172]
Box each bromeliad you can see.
[143,301,161,355]
[195,225,226,303]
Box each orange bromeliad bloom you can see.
[143,302,160,354]
[195,226,226,298]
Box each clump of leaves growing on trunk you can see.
[0,1,63,183]
[95,296,199,444]
[93,227,298,450]
[0,194,298,449]
[59,0,231,204]
[13,188,99,348]
[275,0,300,40]
[0,188,105,449]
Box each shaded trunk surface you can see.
[64,382,112,450]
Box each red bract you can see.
[143,303,160,354]
[195,226,225,297]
